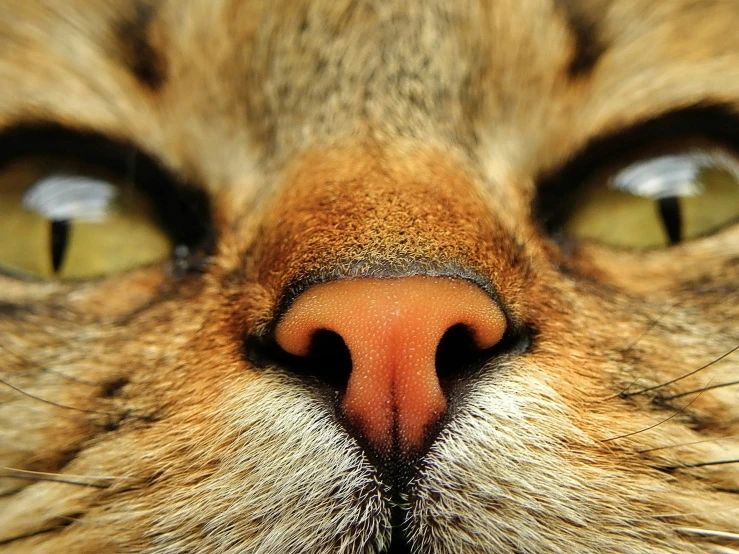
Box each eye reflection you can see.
[22,175,119,223]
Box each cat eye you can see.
[561,148,739,249]
[0,125,213,282]
[0,158,173,279]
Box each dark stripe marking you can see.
[555,0,608,77]
[116,1,167,90]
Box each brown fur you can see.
[0,0,737,552]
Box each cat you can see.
[0,0,738,552]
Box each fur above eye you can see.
[0,157,173,280]
[561,148,739,249]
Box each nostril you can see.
[435,323,487,380]
[245,329,352,391]
[303,329,352,389]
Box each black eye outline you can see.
[0,123,215,278]
[535,103,739,246]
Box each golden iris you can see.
[0,158,172,280]
[563,149,739,249]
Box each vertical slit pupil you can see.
[657,196,682,245]
[50,219,70,273]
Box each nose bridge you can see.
[252,145,505,293]
[244,144,530,458]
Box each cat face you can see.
[0,1,737,553]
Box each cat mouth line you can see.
[352,434,451,554]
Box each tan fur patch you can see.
[0,0,737,553]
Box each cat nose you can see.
[275,276,507,455]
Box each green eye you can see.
[562,149,739,249]
[0,158,173,280]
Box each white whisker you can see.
[709,547,739,554]
[677,528,739,541]
[1,466,117,488]
[654,506,739,520]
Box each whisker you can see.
[0,375,119,416]
[664,379,739,400]
[638,435,739,454]
[39,366,97,385]
[709,548,739,554]
[602,388,704,442]
[0,527,61,546]
[621,306,674,353]
[655,506,739,520]
[603,375,641,402]
[0,467,116,488]
[621,344,738,397]
[604,307,674,400]
[0,341,99,386]
[677,528,739,541]
[658,459,739,471]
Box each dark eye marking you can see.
[115,0,167,91]
[554,0,609,78]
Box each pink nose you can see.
[275,277,507,454]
